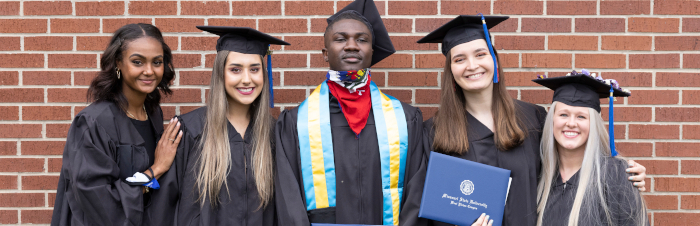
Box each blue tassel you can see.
[478,13,499,83]
[268,45,274,108]
[609,87,617,156]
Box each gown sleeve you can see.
[273,109,311,226]
[148,115,201,226]
[62,115,145,225]
[398,112,432,226]
[606,159,649,226]
[173,117,211,226]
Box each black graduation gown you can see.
[51,101,171,226]
[402,100,547,226]
[164,107,276,226]
[542,157,648,226]
[274,93,427,225]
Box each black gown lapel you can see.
[465,112,499,166]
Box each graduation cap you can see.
[196,26,290,108]
[533,70,632,156]
[417,15,508,83]
[327,0,395,66]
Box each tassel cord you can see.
[478,13,499,83]
[268,45,274,108]
[609,87,617,156]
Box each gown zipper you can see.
[357,135,364,222]
[243,144,248,226]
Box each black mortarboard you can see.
[533,71,630,113]
[196,26,289,55]
[196,26,290,108]
[533,70,632,156]
[417,15,508,83]
[327,0,395,66]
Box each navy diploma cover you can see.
[419,152,512,226]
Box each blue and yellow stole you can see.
[296,81,409,225]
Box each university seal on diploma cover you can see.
[460,180,475,196]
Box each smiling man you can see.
[274,0,427,225]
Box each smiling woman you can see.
[534,73,648,226]
[51,23,182,226]
[157,26,289,226]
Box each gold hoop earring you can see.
[115,68,121,79]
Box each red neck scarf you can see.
[325,69,372,137]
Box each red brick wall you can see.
[0,0,698,225]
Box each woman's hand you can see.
[472,213,493,226]
[150,117,182,179]
[627,160,647,191]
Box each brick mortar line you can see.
[98,18,103,33]
[619,138,700,142]
[0,13,700,19]
[280,71,285,86]
[4,32,700,36]
[0,172,58,175]
[280,0,285,17]
[383,0,388,16]
[14,139,20,155]
[0,120,696,125]
[176,0,181,16]
[515,87,700,91]
[40,124,46,139]
[124,0,130,16]
[0,103,91,107]
[647,210,700,213]
[614,157,700,160]
[19,35,25,52]
[0,207,56,210]
[5,49,700,54]
[0,138,66,141]
[18,0,23,17]
[542,0,547,16]
[435,0,440,16]
[228,1,233,17]
[2,14,697,19]
[3,66,699,72]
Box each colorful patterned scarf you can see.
[325,68,372,136]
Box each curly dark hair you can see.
[87,23,174,113]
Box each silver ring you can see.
[169,139,175,142]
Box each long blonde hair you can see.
[536,101,646,226]
[196,50,275,208]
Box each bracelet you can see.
[143,168,154,181]
[143,167,160,190]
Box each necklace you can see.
[126,105,148,120]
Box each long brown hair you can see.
[196,50,275,209]
[432,49,526,154]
